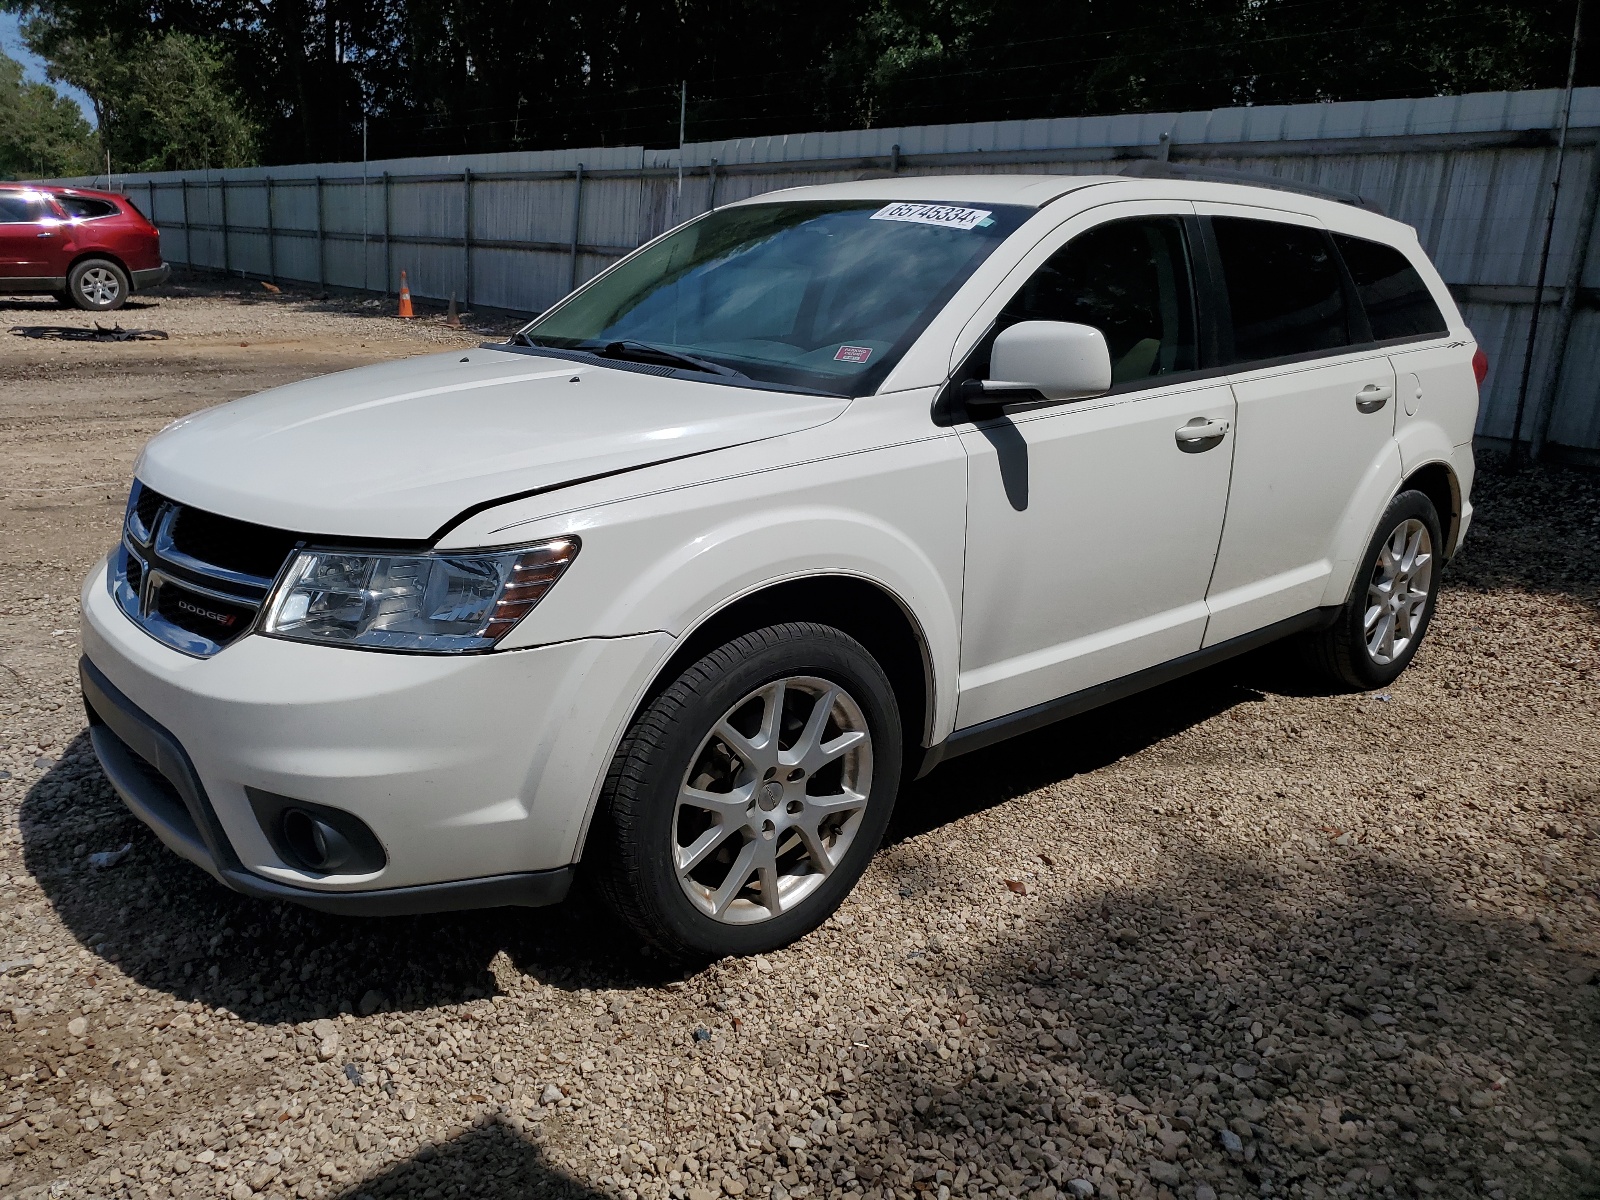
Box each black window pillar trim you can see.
[1324,227,1377,346]
[1190,215,1237,368]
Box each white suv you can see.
[80,174,1480,958]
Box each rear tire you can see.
[592,622,902,960]
[67,258,129,312]
[1305,489,1443,690]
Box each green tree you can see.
[0,50,95,179]
[37,30,256,172]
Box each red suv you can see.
[0,185,168,311]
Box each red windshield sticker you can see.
[835,345,873,363]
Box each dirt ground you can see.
[0,281,1596,1200]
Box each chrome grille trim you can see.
[110,482,299,658]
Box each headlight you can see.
[261,537,578,653]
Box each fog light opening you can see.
[282,807,355,872]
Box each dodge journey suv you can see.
[80,174,1479,958]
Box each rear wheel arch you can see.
[1400,461,1461,558]
[66,248,131,281]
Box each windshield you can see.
[518,199,1031,395]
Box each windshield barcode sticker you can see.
[871,203,993,231]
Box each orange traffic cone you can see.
[397,271,414,319]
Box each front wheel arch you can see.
[645,574,932,755]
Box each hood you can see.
[134,347,850,540]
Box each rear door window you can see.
[1332,233,1449,341]
[1212,217,1352,364]
[58,195,119,219]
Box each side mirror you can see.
[966,320,1112,409]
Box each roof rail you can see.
[1119,160,1385,215]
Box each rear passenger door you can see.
[1199,208,1398,646]
[1333,232,1472,451]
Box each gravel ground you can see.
[0,285,1597,1200]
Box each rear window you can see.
[1212,217,1352,363]
[0,193,50,223]
[1332,233,1449,341]
[58,195,119,220]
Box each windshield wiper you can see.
[590,339,746,378]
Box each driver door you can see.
[954,203,1236,729]
[0,192,62,278]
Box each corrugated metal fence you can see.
[64,88,1600,463]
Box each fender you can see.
[499,500,963,739]
[506,502,963,868]
[1317,438,1405,610]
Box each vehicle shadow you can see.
[0,296,160,313]
[330,1117,600,1200]
[22,647,1297,1026]
[322,836,1600,1200]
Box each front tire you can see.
[67,258,129,312]
[1306,489,1443,690]
[593,622,903,960]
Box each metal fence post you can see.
[707,159,719,212]
[1533,147,1600,460]
[180,179,191,271]
[219,179,230,277]
[383,172,392,295]
[463,168,474,306]
[568,163,585,292]
[265,178,276,283]
[315,175,325,290]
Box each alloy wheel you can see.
[1364,517,1433,665]
[672,676,872,924]
[78,267,122,307]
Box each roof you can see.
[0,182,123,200]
[730,174,1120,209]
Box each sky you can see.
[1,10,96,125]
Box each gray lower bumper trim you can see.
[131,264,171,290]
[81,656,573,916]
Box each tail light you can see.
[1471,347,1488,386]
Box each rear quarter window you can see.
[57,195,120,220]
[1332,233,1449,341]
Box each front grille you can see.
[132,485,164,536]
[110,481,304,658]
[169,506,301,580]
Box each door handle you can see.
[1175,416,1229,452]
[1355,383,1393,412]
[35,231,53,238]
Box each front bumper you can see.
[131,263,170,291]
[80,556,670,912]
[83,657,572,915]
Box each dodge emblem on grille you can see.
[175,598,238,627]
